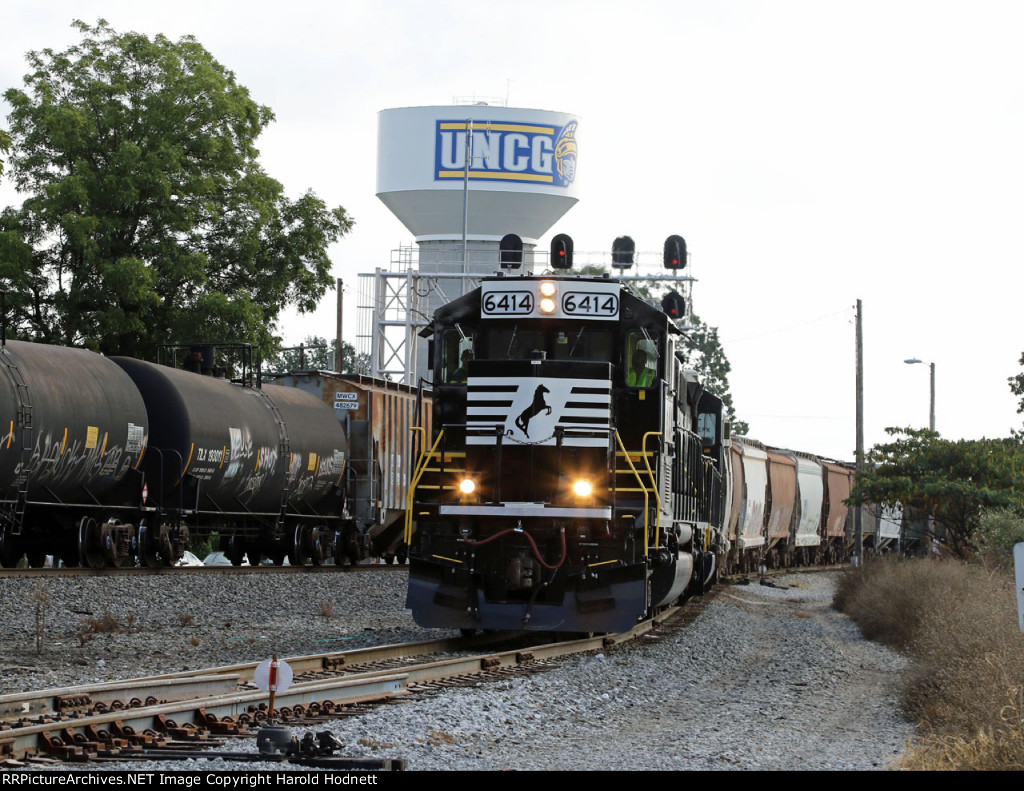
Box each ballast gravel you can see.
[0,569,913,771]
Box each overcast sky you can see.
[2,0,1022,460]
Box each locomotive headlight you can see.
[573,479,593,498]
[539,297,557,314]
[539,280,557,297]
[459,478,476,495]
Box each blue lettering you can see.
[503,134,529,171]
[473,131,500,170]
[532,137,553,173]
[440,131,465,169]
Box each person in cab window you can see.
[627,338,657,387]
[450,349,473,384]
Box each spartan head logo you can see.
[514,384,552,438]
[554,121,578,186]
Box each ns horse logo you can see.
[514,384,552,439]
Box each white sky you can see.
[2,0,1022,460]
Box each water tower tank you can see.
[376,105,580,246]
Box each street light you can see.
[904,358,935,432]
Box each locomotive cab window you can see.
[443,330,474,384]
[697,412,717,448]
[626,332,659,387]
[551,327,612,362]
[485,327,545,360]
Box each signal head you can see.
[611,236,635,268]
[664,235,687,269]
[550,233,574,270]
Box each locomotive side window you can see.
[626,332,659,387]
[697,412,717,448]
[443,330,474,384]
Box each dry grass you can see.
[317,600,335,619]
[31,581,50,655]
[835,557,1024,769]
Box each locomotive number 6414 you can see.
[562,292,618,317]
[482,290,534,315]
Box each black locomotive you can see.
[405,263,727,633]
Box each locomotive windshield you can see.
[482,325,611,362]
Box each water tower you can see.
[370,104,581,380]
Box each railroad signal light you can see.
[661,291,686,320]
[663,235,687,270]
[499,233,523,269]
[611,236,635,269]
[550,233,574,269]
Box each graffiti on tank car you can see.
[9,430,133,492]
[223,427,252,480]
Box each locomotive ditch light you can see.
[459,478,476,495]
[573,479,593,498]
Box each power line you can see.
[723,307,852,344]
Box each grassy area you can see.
[834,555,1024,769]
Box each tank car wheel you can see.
[138,523,159,568]
[0,527,21,568]
[100,522,122,567]
[78,517,104,569]
[158,525,179,566]
[225,534,247,567]
[308,527,325,567]
[289,525,310,567]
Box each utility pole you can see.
[335,277,344,372]
[855,299,864,566]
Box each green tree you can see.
[0,20,352,359]
[0,128,10,182]
[266,335,370,375]
[598,267,748,435]
[851,427,1024,558]
[684,313,749,435]
[1008,352,1024,438]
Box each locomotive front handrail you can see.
[640,431,663,548]
[613,430,653,555]
[405,427,444,545]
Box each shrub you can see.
[836,556,1024,769]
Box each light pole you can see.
[904,358,935,432]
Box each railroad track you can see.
[0,605,693,768]
[0,563,407,579]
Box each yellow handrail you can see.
[404,428,445,545]
[613,430,652,555]
[640,431,663,548]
